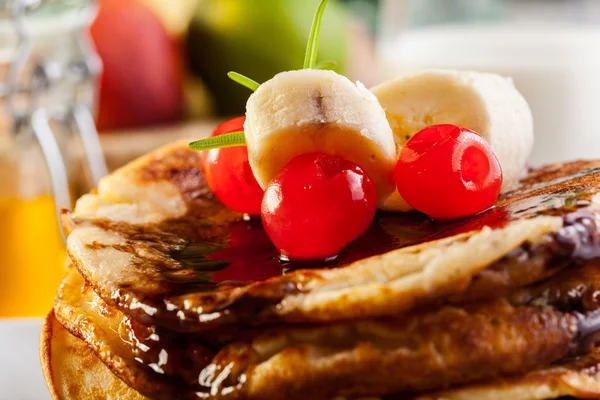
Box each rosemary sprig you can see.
[227,72,260,91]
[189,131,246,151]
[303,0,329,69]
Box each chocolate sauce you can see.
[572,309,600,356]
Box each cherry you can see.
[261,152,378,261]
[395,124,502,220]
[202,117,264,215]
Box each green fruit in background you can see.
[185,0,348,115]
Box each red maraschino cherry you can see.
[202,117,264,215]
[395,124,502,219]
[261,152,378,261]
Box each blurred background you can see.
[1,0,600,317]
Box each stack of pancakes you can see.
[41,141,600,400]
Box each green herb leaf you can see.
[303,0,329,69]
[227,71,260,91]
[315,60,337,71]
[189,131,246,151]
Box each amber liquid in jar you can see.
[0,196,66,317]
[0,119,68,317]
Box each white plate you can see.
[0,319,50,400]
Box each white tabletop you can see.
[0,319,50,400]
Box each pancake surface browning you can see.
[64,141,600,332]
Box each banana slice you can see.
[244,69,397,206]
[371,69,534,209]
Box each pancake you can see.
[41,311,600,400]
[43,141,600,399]
[40,317,600,400]
[63,141,600,332]
[40,312,147,400]
[50,260,600,400]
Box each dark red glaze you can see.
[396,124,503,219]
[202,117,264,215]
[209,219,282,282]
[172,197,597,288]
[261,152,378,261]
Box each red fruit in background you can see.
[395,124,503,220]
[203,117,264,215]
[91,0,183,131]
[261,152,378,261]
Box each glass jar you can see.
[378,0,600,166]
[0,0,105,317]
